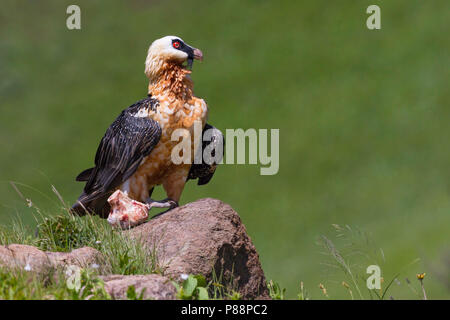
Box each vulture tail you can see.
[75,168,94,182]
[70,192,111,219]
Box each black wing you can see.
[188,123,224,185]
[72,97,161,217]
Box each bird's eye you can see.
[173,41,181,49]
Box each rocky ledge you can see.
[0,198,269,300]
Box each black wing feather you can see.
[72,97,161,217]
[188,123,224,185]
[75,167,94,181]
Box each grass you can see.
[0,190,248,300]
[0,197,168,300]
[0,200,246,300]
[0,267,111,300]
[0,190,161,276]
[311,224,431,300]
[265,224,434,300]
[209,267,242,300]
[0,0,449,298]
[0,195,435,299]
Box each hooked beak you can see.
[193,48,203,61]
[186,46,203,70]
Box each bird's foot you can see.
[145,198,178,219]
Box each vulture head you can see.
[145,36,203,80]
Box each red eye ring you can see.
[173,41,180,49]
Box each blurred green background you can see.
[1,0,449,299]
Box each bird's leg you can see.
[145,197,178,209]
[146,198,179,219]
[145,187,177,209]
[148,168,186,218]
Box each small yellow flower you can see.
[416,273,426,280]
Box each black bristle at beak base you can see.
[187,58,194,70]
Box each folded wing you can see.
[188,123,224,185]
[72,98,161,217]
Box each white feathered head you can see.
[145,36,203,80]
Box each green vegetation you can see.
[0,205,239,300]
[0,205,240,300]
[268,224,432,300]
[0,208,436,299]
[209,268,242,300]
[125,285,146,300]
[0,197,161,275]
[0,0,449,299]
[0,267,111,300]
[267,280,286,300]
[173,274,210,300]
[173,273,243,300]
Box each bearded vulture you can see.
[71,36,224,227]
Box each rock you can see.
[0,244,108,274]
[46,247,109,272]
[0,244,52,274]
[100,274,176,300]
[127,198,269,299]
[0,199,270,300]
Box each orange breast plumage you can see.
[119,92,208,203]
